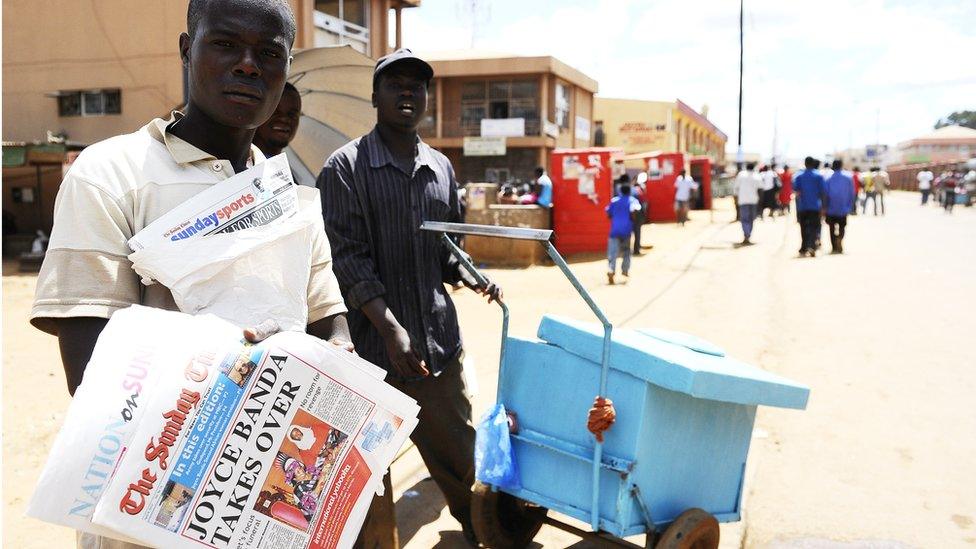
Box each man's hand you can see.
[382,325,429,378]
[243,319,281,343]
[460,269,504,304]
[328,338,355,353]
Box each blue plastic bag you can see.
[474,403,521,490]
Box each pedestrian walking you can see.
[862,168,879,215]
[758,165,779,219]
[605,182,641,284]
[874,166,890,215]
[30,2,354,547]
[673,169,698,226]
[732,162,762,245]
[942,172,957,213]
[319,48,501,548]
[632,176,648,254]
[794,157,827,257]
[917,168,934,205]
[824,160,855,254]
[850,166,861,215]
[779,164,793,214]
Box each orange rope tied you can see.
[587,396,616,442]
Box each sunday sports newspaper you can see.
[30,306,419,548]
[128,153,298,251]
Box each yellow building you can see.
[420,51,598,184]
[2,0,417,236]
[593,97,727,167]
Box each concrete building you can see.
[419,50,598,184]
[1,0,417,237]
[893,125,976,165]
[593,97,727,168]
[833,144,889,170]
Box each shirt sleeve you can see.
[30,172,141,335]
[318,154,386,310]
[301,187,348,323]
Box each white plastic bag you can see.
[129,199,320,331]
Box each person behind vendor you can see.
[318,48,501,547]
[253,80,301,157]
[31,2,352,546]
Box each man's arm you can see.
[56,317,108,396]
[361,296,428,377]
[317,155,426,373]
[307,313,353,352]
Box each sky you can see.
[398,0,976,162]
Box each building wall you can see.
[593,97,674,159]
[2,0,189,144]
[423,60,595,183]
[1,0,394,145]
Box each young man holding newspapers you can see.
[31,2,350,547]
[318,49,502,547]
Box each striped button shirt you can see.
[318,127,465,377]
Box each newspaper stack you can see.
[127,153,319,332]
[29,305,420,548]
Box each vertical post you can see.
[736,0,744,171]
[542,242,612,532]
[395,6,402,49]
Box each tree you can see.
[935,111,976,130]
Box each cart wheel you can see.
[654,508,719,549]
[471,481,546,549]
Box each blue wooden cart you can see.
[421,222,810,549]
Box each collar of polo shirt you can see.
[146,111,264,170]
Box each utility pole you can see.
[736,0,744,170]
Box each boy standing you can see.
[605,182,641,284]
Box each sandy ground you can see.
[3,192,975,548]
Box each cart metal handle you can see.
[420,221,612,532]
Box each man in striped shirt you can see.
[318,49,501,547]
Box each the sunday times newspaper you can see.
[30,307,419,548]
[128,153,298,251]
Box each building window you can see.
[313,0,370,54]
[57,89,121,117]
[460,79,539,136]
[555,82,571,129]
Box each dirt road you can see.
[4,193,974,548]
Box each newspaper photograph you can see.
[128,153,299,251]
[82,312,418,548]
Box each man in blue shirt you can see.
[605,181,640,284]
[534,166,553,208]
[824,159,855,254]
[793,156,828,257]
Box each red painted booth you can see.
[550,147,625,255]
[689,156,713,211]
[622,152,714,222]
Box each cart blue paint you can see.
[420,221,810,544]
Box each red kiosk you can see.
[550,147,625,255]
[622,151,713,223]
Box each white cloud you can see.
[402,0,976,160]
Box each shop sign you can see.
[575,116,591,141]
[544,120,560,138]
[481,118,525,137]
[463,136,506,156]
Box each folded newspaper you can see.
[128,153,298,251]
[29,306,419,548]
[127,153,320,331]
